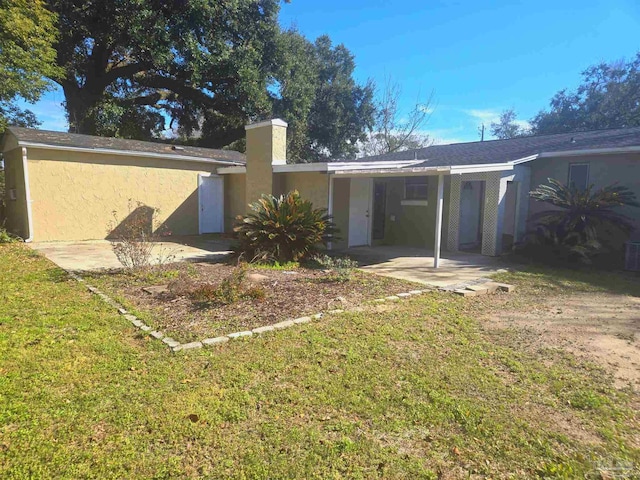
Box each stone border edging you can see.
[67,270,440,353]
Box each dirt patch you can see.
[484,291,640,390]
[88,262,420,342]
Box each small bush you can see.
[182,265,266,305]
[234,190,338,264]
[0,226,19,244]
[312,254,359,282]
[107,200,174,269]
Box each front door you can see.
[198,175,224,234]
[348,178,372,247]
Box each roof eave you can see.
[15,141,245,166]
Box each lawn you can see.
[1,243,639,479]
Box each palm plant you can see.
[234,190,338,263]
[523,178,639,263]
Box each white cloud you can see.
[463,108,501,126]
[514,119,532,130]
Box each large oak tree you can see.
[45,1,375,161]
[0,0,60,129]
[47,0,282,144]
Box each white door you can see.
[198,175,224,234]
[348,178,372,247]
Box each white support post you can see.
[327,174,334,250]
[434,174,445,268]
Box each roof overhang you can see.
[217,159,425,175]
[14,141,245,166]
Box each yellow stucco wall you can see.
[2,148,29,239]
[275,172,329,209]
[25,147,217,241]
[245,122,287,205]
[224,173,246,232]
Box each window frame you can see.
[568,163,590,191]
[404,176,429,201]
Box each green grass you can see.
[1,244,639,479]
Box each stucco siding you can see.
[528,153,640,241]
[224,173,246,232]
[278,172,329,209]
[2,148,29,238]
[26,148,215,241]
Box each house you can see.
[1,128,244,242]
[3,120,640,267]
[219,120,640,266]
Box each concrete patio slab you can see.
[342,245,508,289]
[30,235,233,271]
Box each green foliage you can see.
[188,265,265,305]
[517,179,639,264]
[234,190,337,263]
[311,254,359,282]
[0,225,19,243]
[531,53,640,134]
[490,108,530,139]
[48,0,283,141]
[3,244,639,477]
[272,30,376,161]
[0,0,60,129]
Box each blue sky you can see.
[24,0,640,144]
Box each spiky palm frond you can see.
[529,178,639,234]
[234,190,338,263]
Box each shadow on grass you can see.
[496,259,640,297]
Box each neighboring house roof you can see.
[3,127,246,165]
[351,126,640,168]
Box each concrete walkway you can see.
[343,245,508,288]
[31,235,233,271]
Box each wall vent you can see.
[625,242,640,272]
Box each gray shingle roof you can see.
[5,127,246,164]
[352,127,640,168]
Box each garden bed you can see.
[86,260,421,342]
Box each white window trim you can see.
[404,176,429,201]
[400,199,429,207]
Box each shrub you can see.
[234,190,338,263]
[312,254,359,282]
[0,224,19,244]
[182,265,266,305]
[517,179,639,265]
[107,200,174,269]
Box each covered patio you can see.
[342,245,507,289]
[327,161,532,268]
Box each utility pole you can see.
[478,124,485,141]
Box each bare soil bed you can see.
[86,261,421,342]
[484,291,640,389]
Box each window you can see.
[568,163,589,191]
[404,176,428,200]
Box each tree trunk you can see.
[61,82,102,135]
